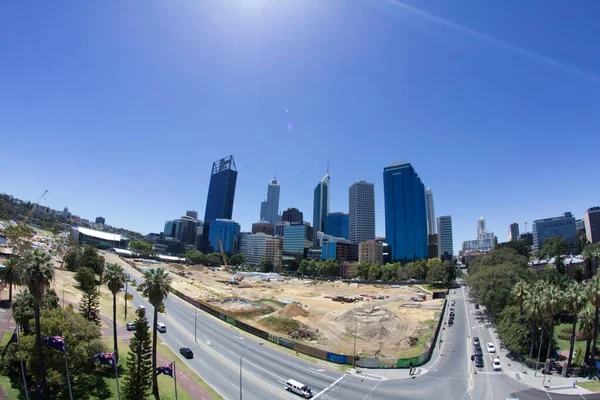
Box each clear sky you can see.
[2,0,600,253]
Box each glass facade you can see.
[204,156,238,223]
[283,224,314,261]
[383,162,428,262]
[313,172,330,231]
[207,219,240,254]
[325,213,349,239]
[437,216,454,258]
[532,212,576,252]
[322,241,358,262]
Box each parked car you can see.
[473,337,480,346]
[492,358,502,371]
[486,343,496,353]
[180,347,194,359]
[126,322,136,331]
[475,355,484,368]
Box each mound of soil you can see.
[279,302,309,318]
[335,304,403,341]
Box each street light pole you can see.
[535,328,544,377]
[240,342,263,400]
[353,317,357,368]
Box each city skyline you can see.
[3,1,599,254]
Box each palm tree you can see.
[579,306,595,365]
[524,282,545,358]
[512,281,529,318]
[0,258,21,303]
[21,249,54,398]
[543,284,563,365]
[137,267,172,400]
[587,274,600,364]
[102,262,127,362]
[562,282,587,376]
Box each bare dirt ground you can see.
[123,258,444,358]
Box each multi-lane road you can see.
[124,266,600,400]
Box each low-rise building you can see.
[153,237,187,256]
[252,222,274,236]
[359,240,383,264]
[584,207,600,244]
[238,233,269,265]
[70,227,129,249]
[322,241,358,262]
[265,237,283,270]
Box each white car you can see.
[486,343,496,353]
[492,358,502,371]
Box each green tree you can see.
[79,287,101,326]
[357,263,370,280]
[124,308,153,400]
[579,306,595,365]
[12,288,59,335]
[543,284,563,364]
[587,273,600,364]
[3,224,34,256]
[575,230,588,255]
[259,257,274,273]
[496,305,530,356]
[426,261,444,285]
[80,246,105,278]
[63,245,82,271]
[368,264,381,281]
[103,262,126,362]
[523,282,545,358]
[205,253,222,268]
[442,260,457,286]
[511,281,529,317]
[495,240,531,258]
[130,240,155,258]
[20,248,55,397]
[137,268,172,400]
[0,257,21,303]
[539,236,568,260]
[229,253,246,267]
[184,250,206,265]
[562,282,587,375]
[74,266,96,291]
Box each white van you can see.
[138,305,146,312]
[285,379,313,398]
[157,323,167,333]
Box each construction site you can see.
[110,253,445,359]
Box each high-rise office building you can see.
[275,221,290,237]
[477,217,487,239]
[204,155,238,223]
[206,219,240,254]
[283,223,315,262]
[383,162,428,262]
[175,215,197,245]
[325,213,349,239]
[576,219,585,232]
[282,208,303,224]
[532,212,576,253]
[437,216,454,260]
[252,222,274,236]
[508,223,520,242]
[313,170,330,232]
[428,234,439,259]
[163,220,176,238]
[425,188,435,235]
[259,177,280,225]
[349,181,375,245]
[95,216,105,225]
[265,237,283,270]
[584,207,600,244]
[186,210,198,220]
[238,233,269,265]
[322,241,358,262]
[62,207,70,220]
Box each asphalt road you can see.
[123,264,600,400]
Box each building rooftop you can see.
[76,226,122,242]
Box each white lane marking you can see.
[230,383,240,390]
[312,375,345,400]
[362,379,382,400]
[309,367,326,372]
[243,358,287,381]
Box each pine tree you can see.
[124,309,153,400]
[79,286,101,325]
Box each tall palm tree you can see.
[579,306,595,365]
[102,262,127,362]
[562,282,587,376]
[587,274,600,364]
[0,258,21,303]
[524,282,544,358]
[512,281,529,318]
[137,267,172,400]
[21,249,54,398]
[543,284,563,365]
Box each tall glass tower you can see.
[204,155,238,223]
[259,177,280,224]
[425,187,436,235]
[383,162,428,262]
[313,170,330,232]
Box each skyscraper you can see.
[313,170,330,232]
[204,155,238,223]
[532,212,576,253]
[325,213,349,239]
[349,181,375,245]
[425,187,435,235]
[259,177,280,224]
[163,220,176,238]
[282,208,303,224]
[437,216,454,260]
[477,217,486,239]
[584,207,600,244]
[508,223,520,242]
[186,210,198,220]
[383,162,428,262]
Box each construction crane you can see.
[218,238,229,270]
[22,189,48,225]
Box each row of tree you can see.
[354,258,458,286]
[467,242,600,375]
[183,249,245,267]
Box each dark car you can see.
[126,322,136,331]
[474,346,483,357]
[473,337,480,346]
[475,355,484,367]
[475,304,480,309]
[180,347,194,359]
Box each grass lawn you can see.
[579,381,600,392]
[0,376,19,400]
[395,319,436,358]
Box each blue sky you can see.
[2,0,600,253]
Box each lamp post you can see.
[535,327,544,377]
[353,317,358,368]
[240,342,263,400]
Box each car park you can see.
[126,322,136,331]
[475,355,484,367]
[492,358,502,371]
[179,347,194,359]
[473,337,480,346]
[486,343,496,353]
